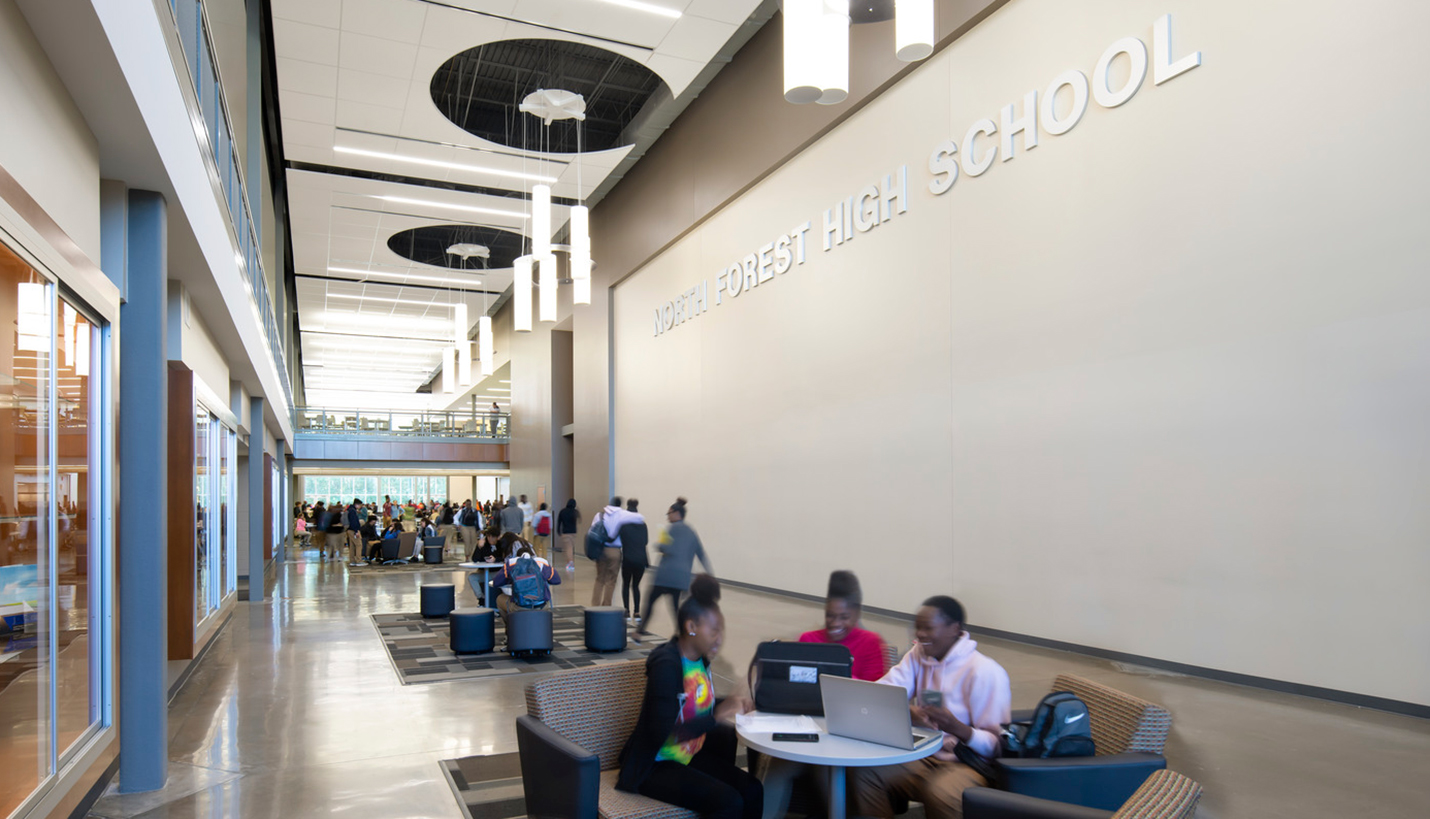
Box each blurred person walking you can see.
[634,498,712,641]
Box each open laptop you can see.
[821,675,942,750]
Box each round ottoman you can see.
[420,583,455,618]
[450,608,495,654]
[423,544,444,564]
[507,608,554,656]
[584,606,627,652]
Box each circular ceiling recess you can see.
[430,38,667,153]
[387,225,527,271]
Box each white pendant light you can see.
[570,205,591,306]
[478,315,493,376]
[533,185,552,258]
[452,302,468,346]
[514,254,533,333]
[17,282,46,352]
[895,0,935,61]
[441,347,455,394]
[539,254,558,323]
[816,1,850,105]
[458,343,472,386]
[783,0,824,103]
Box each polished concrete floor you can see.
[88,547,1430,818]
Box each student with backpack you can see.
[849,596,1011,819]
[619,499,650,625]
[487,543,562,640]
[531,502,553,559]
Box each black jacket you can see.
[620,521,649,567]
[616,639,717,792]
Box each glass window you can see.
[55,298,99,757]
[195,406,211,624]
[1,246,53,815]
[222,426,235,596]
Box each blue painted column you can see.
[247,397,266,602]
[118,190,168,792]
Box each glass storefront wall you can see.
[301,475,452,507]
[194,405,237,629]
[1,240,108,816]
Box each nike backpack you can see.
[1002,691,1096,758]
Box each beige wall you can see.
[607,0,1430,706]
[0,0,100,263]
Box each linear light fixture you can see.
[478,316,494,376]
[327,267,483,288]
[593,0,681,19]
[334,145,558,183]
[514,255,533,333]
[324,293,457,308]
[375,195,528,220]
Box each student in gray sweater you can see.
[634,498,713,641]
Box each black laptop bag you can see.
[747,641,853,715]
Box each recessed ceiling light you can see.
[593,0,682,19]
[324,293,459,308]
[375,195,529,220]
[335,146,558,184]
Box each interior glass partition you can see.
[0,240,108,815]
[193,405,237,629]
[301,475,455,507]
[195,406,211,623]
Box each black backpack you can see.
[509,555,548,608]
[746,641,852,716]
[1002,691,1096,758]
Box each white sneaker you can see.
[634,616,642,624]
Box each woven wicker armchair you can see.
[516,661,697,819]
[996,675,1174,811]
[965,769,1202,819]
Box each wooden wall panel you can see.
[166,363,194,661]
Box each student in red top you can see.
[797,570,890,681]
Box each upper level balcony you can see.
[292,407,510,465]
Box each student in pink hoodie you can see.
[850,596,1011,819]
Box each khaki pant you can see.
[347,530,363,563]
[851,757,986,819]
[556,533,576,556]
[591,546,622,606]
[459,525,480,560]
[531,533,550,560]
[312,529,328,556]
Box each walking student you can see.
[620,499,650,625]
[531,502,553,559]
[591,496,641,607]
[556,498,580,569]
[634,498,712,641]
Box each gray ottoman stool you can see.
[584,606,627,652]
[450,608,495,654]
[420,583,455,618]
[507,608,553,656]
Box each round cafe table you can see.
[458,561,503,607]
[737,714,942,819]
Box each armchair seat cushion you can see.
[598,770,697,819]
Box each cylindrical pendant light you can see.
[514,254,533,332]
[783,0,824,104]
[75,322,90,377]
[816,1,850,105]
[570,205,591,306]
[458,343,472,386]
[539,254,558,323]
[441,347,455,394]
[895,0,935,62]
[478,315,493,376]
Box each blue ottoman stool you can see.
[507,608,553,656]
[423,544,444,564]
[584,606,627,652]
[450,608,495,654]
[420,583,455,618]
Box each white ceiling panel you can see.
[338,32,420,78]
[274,19,342,65]
[340,0,429,44]
[273,0,343,29]
[277,57,340,97]
[656,14,737,60]
[334,99,407,133]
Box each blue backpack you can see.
[585,516,613,561]
[509,554,549,608]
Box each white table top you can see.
[737,714,944,767]
[458,562,502,569]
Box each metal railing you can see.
[294,407,511,440]
[164,0,293,412]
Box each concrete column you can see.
[247,397,266,602]
[117,190,167,792]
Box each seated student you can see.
[800,570,889,681]
[494,531,524,563]
[850,596,1011,819]
[472,528,502,563]
[760,571,891,819]
[616,576,760,819]
[360,517,383,562]
[486,543,562,634]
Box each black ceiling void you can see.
[430,38,666,153]
[387,224,528,270]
